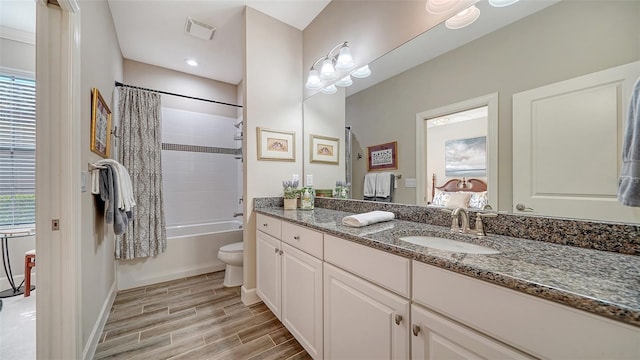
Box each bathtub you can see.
[117,220,244,290]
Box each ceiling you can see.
[107,0,331,85]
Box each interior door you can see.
[513,61,640,222]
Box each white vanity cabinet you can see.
[411,304,530,360]
[323,234,411,359]
[255,214,324,359]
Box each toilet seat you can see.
[219,242,243,253]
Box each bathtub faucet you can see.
[233,212,243,218]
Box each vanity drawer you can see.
[324,234,410,297]
[281,221,323,259]
[256,213,281,239]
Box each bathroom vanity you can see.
[254,204,639,360]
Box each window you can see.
[0,73,36,227]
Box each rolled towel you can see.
[342,211,395,227]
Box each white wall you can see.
[79,0,123,351]
[243,7,303,295]
[0,33,36,290]
[346,0,640,207]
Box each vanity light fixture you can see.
[321,84,338,95]
[335,75,353,87]
[488,0,520,7]
[305,42,367,93]
[185,58,199,67]
[351,65,371,79]
[445,5,480,29]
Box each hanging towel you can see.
[375,172,391,198]
[364,173,377,197]
[618,77,640,206]
[90,168,101,194]
[342,211,395,227]
[95,159,136,211]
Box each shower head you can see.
[234,121,243,129]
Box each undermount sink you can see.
[399,236,500,255]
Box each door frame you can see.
[35,0,82,358]
[415,93,499,208]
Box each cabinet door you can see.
[324,263,409,360]
[256,230,281,319]
[282,243,323,359]
[411,305,530,360]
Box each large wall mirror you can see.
[303,0,640,223]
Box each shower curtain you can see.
[116,87,167,259]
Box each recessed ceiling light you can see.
[445,5,480,30]
[185,59,198,67]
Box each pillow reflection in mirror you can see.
[432,188,450,206]
[467,191,488,209]
[445,192,472,209]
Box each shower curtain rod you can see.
[114,81,243,108]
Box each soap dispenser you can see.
[301,186,314,210]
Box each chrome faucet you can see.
[451,207,470,234]
[233,212,243,218]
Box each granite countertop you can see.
[255,206,640,328]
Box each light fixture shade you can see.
[320,58,337,81]
[425,0,460,14]
[305,69,322,90]
[335,46,355,71]
[351,65,371,79]
[488,0,519,7]
[445,5,480,30]
[335,75,353,87]
[321,84,337,94]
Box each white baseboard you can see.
[117,264,226,291]
[82,280,117,360]
[241,286,261,305]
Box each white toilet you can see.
[218,242,243,287]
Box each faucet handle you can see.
[475,212,497,236]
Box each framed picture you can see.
[445,136,487,176]
[367,141,398,171]
[310,134,339,165]
[257,127,295,161]
[90,88,112,158]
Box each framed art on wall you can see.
[257,127,295,161]
[445,136,486,176]
[367,141,398,171]
[90,88,112,158]
[310,134,339,164]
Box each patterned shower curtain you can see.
[116,87,167,259]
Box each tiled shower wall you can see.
[161,107,242,226]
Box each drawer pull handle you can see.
[274,248,279,254]
[263,223,268,227]
[294,236,300,240]
[395,314,403,325]
[412,325,421,336]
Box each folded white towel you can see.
[90,169,101,194]
[375,172,391,198]
[342,211,395,227]
[364,173,377,197]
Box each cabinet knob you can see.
[294,236,300,240]
[412,324,421,336]
[274,248,279,254]
[263,223,268,227]
[395,314,403,325]
[279,250,283,255]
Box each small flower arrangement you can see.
[282,180,300,199]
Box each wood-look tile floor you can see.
[94,271,310,360]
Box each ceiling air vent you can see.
[185,17,216,41]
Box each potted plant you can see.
[282,180,299,210]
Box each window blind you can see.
[0,74,36,227]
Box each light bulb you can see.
[488,0,519,7]
[185,58,198,67]
[351,65,371,79]
[305,69,322,90]
[320,58,336,80]
[321,84,337,95]
[445,5,480,30]
[335,46,355,71]
[335,75,353,87]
